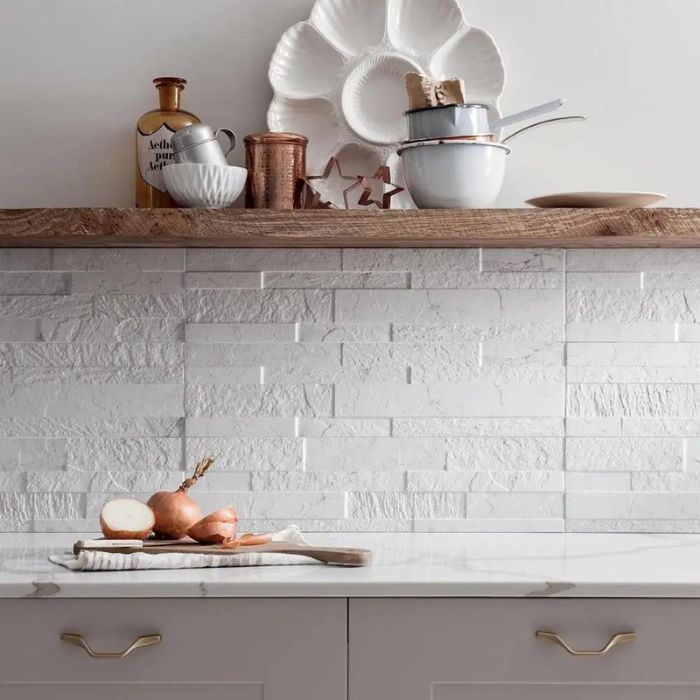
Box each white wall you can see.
[0,0,698,207]
[7,245,700,534]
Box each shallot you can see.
[238,532,273,546]
[100,498,155,540]
[219,532,273,548]
[147,456,215,539]
[187,506,239,544]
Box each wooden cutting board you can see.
[74,538,372,567]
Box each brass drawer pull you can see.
[535,630,636,656]
[60,632,161,659]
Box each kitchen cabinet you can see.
[0,599,346,700]
[4,533,700,699]
[348,599,700,700]
[4,597,700,700]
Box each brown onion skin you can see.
[187,507,238,545]
[188,521,237,544]
[147,490,202,539]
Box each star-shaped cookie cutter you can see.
[303,157,372,209]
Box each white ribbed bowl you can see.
[163,163,247,208]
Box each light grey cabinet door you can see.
[0,599,346,700]
[434,686,700,700]
[349,599,700,700]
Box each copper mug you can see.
[244,132,307,209]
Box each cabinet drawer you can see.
[0,598,345,698]
[349,599,700,700]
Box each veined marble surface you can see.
[2,532,700,598]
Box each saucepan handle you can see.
[501,115,586,145]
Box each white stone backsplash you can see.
[2,247,700,533]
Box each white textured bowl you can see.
[388,0,465,55]
[398,140,509,208]
[431,27,505,103]
[342,53,421,144]
[163,163,247,208]
[268,96,341,172]
[268,21,344,99]
[311,0,385,56]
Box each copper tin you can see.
[244,132,308,209]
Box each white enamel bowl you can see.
[398,140,509,208]
[163,163,247,208]
[406,103,493,141]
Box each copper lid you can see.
[244,132,308,146]
[153,76,187,88]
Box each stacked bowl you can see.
[163,125,246,208]
[398,103,509,209]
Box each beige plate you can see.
[526,191,667,208]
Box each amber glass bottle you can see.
[135,77,200,208]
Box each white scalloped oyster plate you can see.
[267,0,506,208]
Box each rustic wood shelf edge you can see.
[0,207,698,248]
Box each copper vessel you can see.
[244,132,308,209]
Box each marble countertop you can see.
[2,532,700,598]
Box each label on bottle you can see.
[137,124,176,193]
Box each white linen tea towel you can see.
[49,526,320,571]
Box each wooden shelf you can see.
[0,207,699,248]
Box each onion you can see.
[100,498,154,540]
[147,456,215,539]
[219,531,272,549]
[238,532,272,546]
[187,506,238,544]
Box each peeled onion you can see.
[187,507,239,544]
[238,532,273,546]
[100,498,154,540]
[147,456,215,539]
[219,531,272,549]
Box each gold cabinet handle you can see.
[535,630,636,656]
[60,632,161,659]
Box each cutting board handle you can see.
[273,546,372,567]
